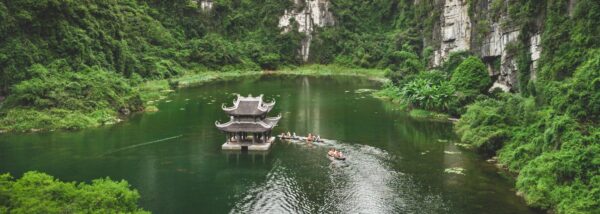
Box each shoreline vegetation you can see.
[0,171,148,213]
[0,64,388,134]
[0,0,598,212]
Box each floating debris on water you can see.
[180,108,185,111]
[421,150,430,155]
[185,99,190,101]
[454,143,474,149]
[487,156,499,164]
[444,167,465,175]
[355,88,376,94]
[165,100,172,103]
[437,139,449,143]
[344,90,350,93]
[146,106,159,112]
[444,151,461,155]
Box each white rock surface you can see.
[439,0,471,60]
[483,20,520,90]
[200,0,213,11]
[529,33,542,80]
[432,0,546,92]
[481,22,519,58]
[278,0,335,61]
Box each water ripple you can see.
[231,141,450,213]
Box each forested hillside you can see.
[0,0,302,131]
[0,0,599,213]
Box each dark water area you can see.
[0,75,539,213]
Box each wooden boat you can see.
[277,135,300,140]
[327,153,346,160]
[278,135,325,142]
[297,136,324,142]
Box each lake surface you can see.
[0,75,539,213]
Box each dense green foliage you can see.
[457,93,600,213]
[378,53,491,117]
[0,171,147,213]
[449,57,491,94]
[410,1,600,213]
[0,0,304,131]
[0,0,599,212]
[447,1,600,212]
[399,71,455,112]
[453,0,600,212]
[0,64,141,131]
[0,0,443,132]
[311,0,439,69]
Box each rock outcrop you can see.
[529,33,542,80]
[432,0,472,67]
[432,0,542,92]
[483,22,520,92]
[278,0,335,62]
[200,0,213,11]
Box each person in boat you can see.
[315,135,321,142]
[335,150,344,158]
[307,133,314,141]
[286,132,292,138]
[328,148,335,157]
[293,132,297,138]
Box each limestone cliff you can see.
[432,0,472,67]
[278,0,335,62]
[431,0,542,92]
[200,0,213,11]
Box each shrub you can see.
[0,171,148,213]
[384,50,425,83]
[0,65,142,131]
[258,53,281,70]
[450,56,492,94]
[457,93,600,213]
[401,77,455,112]
[549,49,600,122]
[5,66,142,113]
[441,51,472,74]
[185,35,242,69]
[455,98,508,154]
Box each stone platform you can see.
[221,137,275,151]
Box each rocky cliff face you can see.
[278,0,335,62]
[482,23,520,92]
[200,0,213,11]
[431,0,542,92]
[529,33,542,80]
[432,0,472,67]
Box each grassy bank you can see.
[276,64,387,82]
[373,84,452,121]
[0,65,385,133]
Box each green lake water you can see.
[0,75,540,213]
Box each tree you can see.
[450,56,491,93]
[0,171,148,213]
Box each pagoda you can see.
[215,94,281,151]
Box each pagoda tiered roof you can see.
[215,114,281,133]
[221,94,275,116]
